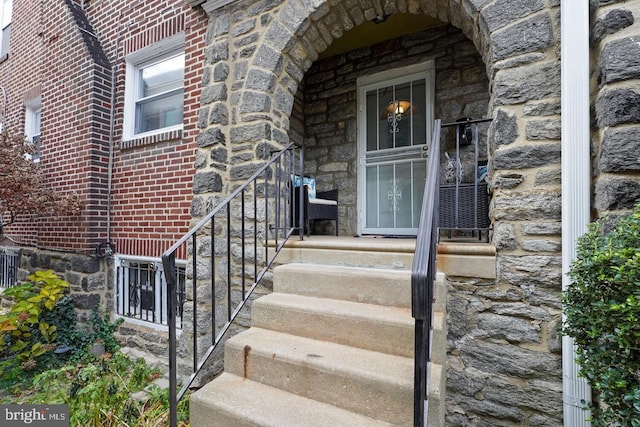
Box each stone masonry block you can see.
[600,126,640,172]
[594,176,640,211]
[494,61,560,105]
[491,13,553,61]
[598,35,640,85]
[595,88,640,128]
[482,0,544,32]
[493,143,560,169]
[592,9,634,45]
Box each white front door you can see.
[357,63,434,236]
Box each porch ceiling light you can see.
[382,100,415,134]
[385,100,413,116]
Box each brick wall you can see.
[0,0,206,259]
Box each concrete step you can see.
[274,236,416,269]
[252,292,414,358]
[273,263,411,308]
[428,362,446,426]
[252,292,447,363]
[190,372,399,427]
[435,271,447,312]
[224,327,413,425]
[191,239,451,427]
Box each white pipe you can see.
[561,1,591,426]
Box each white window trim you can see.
[24,97,41,162]
[0,0,12,58]
[122,34,185,141]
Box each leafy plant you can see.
[85,305,123,354]
[563,202,640,426]
[0,270,69,368]
[40,296,124,360]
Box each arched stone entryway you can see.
[193,0,563,424]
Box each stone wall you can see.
[592,0,640,217]
[444,1,565,425]
[4,249,170,361]
[192,0,568,424]
[12,249,111,319]
[446,272,563,426]
[302,25,489,235]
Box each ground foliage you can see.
[564,202,640,426]
[0,270,189,426]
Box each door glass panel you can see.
[410,79,426,148]
[366,165,378,227]
[366,90,379,152]
[361,69,432,235]
[392,82,412,148]
[394,162,412,227]
[411,160,427,228]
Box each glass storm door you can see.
[358,65,434,235]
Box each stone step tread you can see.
[253,292,445,358]
[225,327,413,387]
[274,263,411,308]
[191,372,401,427]
[253,292,413,356]
[275,262,412,278]
[254,292,445,330]
[275,245,414,269]
[254,292,413,326]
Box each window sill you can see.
[120,128,183,150]
[0,53,8,64]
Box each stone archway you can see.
[194,0,564,424]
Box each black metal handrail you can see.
[412,119,441,427]
[161,142,304,427]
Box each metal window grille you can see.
[115,255,185,328]
[0,248,20,288]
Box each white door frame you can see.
[356,61,435,236]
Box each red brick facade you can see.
[0,0,206,258]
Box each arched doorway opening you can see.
[292,15,490,236]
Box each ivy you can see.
[563,202,640,426]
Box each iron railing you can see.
[413,118,492,424]
[114,255,186,327]
[412,119,441,427]
[0,247,21,288]
[161,142,304,427]
[439,118,492,241]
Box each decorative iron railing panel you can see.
[439,118,492,241]
[114,255,186,328]
[0,248,21,288]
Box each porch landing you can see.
[274,235,496,279]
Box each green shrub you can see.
[41,297,123,360]
[563,202,640,426]
[0,270,69,369]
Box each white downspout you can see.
[561,1,591,425]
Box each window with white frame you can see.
[114,255,186,328]
[0,0,12,58]
[123,35,185,140]
[25,100,41,162]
